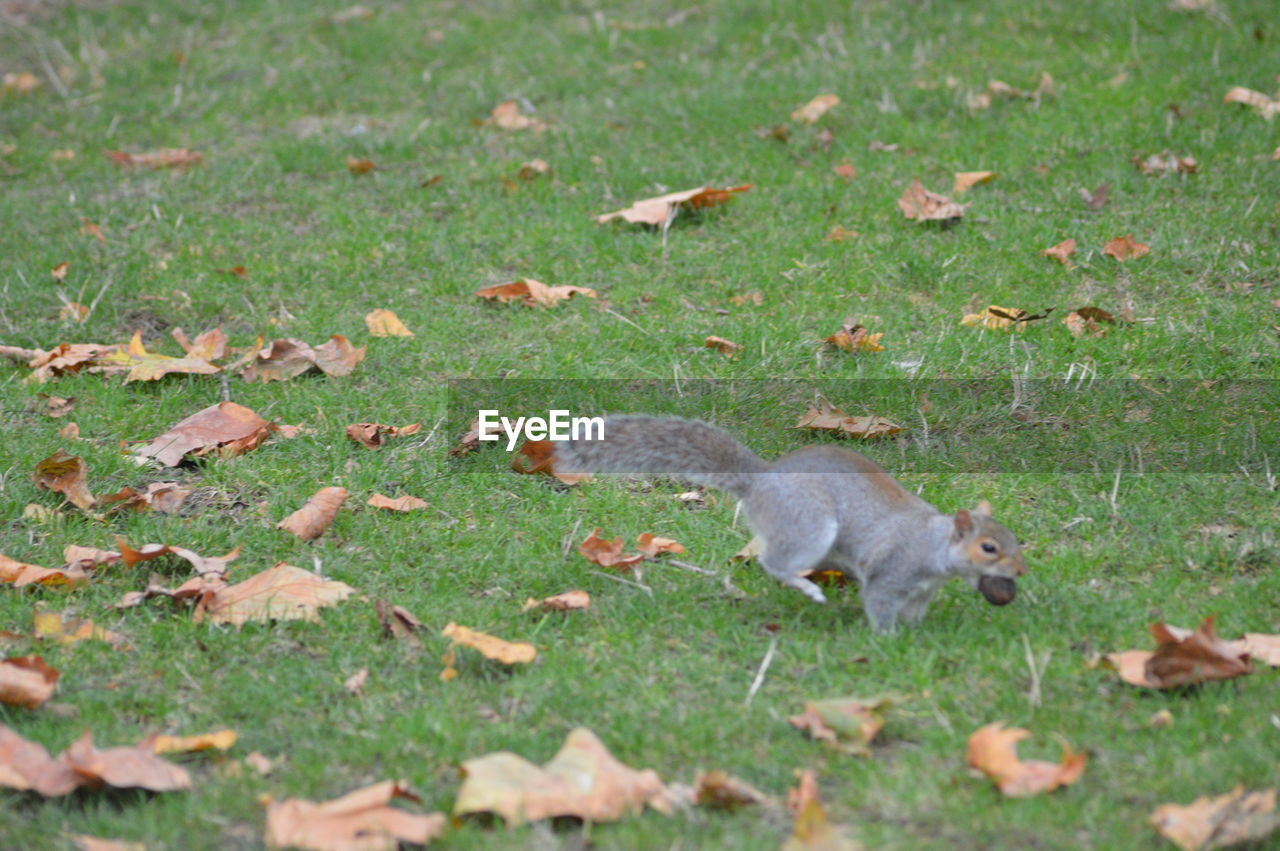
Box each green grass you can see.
[1,0,1279,847]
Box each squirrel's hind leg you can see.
[757,518,838,604]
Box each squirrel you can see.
[554,415,1026,632]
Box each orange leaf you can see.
[33,610,132,650]
[578,528,645,570]
[266,779,445,850]
[235,334,366,382]
[1223,86,1279,118]
[62,731,192,792]
[0,655,59,709]
[367,493,428,512]
[199,562,355,627]
[791,94,839,124]
[376,600,424,648]
[1042,238,1077,267]
[1103,617,1254,688]
[92,331,221,382]
[51,261,69,282]
[99,482,192,515]
[694,770,769,811]
[0,725,86,796]
[522,590,591,612]
[595,184,752,226]
[0,554,87,588]
[952,170,997,194]
[636,533,684,558]
[170,327,227,360]
[1103,234,1150,261]
[897,178,968,222]
[135,401,277,467]
[151,729,237,755]
[33,450,95,510]
[704,335,741,356]
[832,162,856,180]
[966,722,1087,797]
[442,622,536,667]
[481,99,547,131]
[474,278,597,308]
[345,422,421,449]
[794,402,904,439]
[788,696,893,755]
[823,321,884,353]
[345,155,376,174]
[364,308,413,336]
[105,148,203,170]
[1150,786,1279,851]
[825,225,859,242]
[277,486,348,541]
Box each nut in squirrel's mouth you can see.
[977,575,1016,606]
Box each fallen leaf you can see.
[1151,786,1279,851]
[343,668,368,695]
[61,545,121,572]
[0,656,59,709]
[636,533,685,558]
[474,278,597,308]
[823,322,884,353]
[1223,86,1279,119]
[171,327,228,360]
[449,417,502,456]
[953,170,997,193]
[0,554,87,588]
[214,265,248,277]
[961,304,1051,331]
[24,343,119,383]
[966,722,1087,797]
[198,563,356,627]
[867,140,898,152]
[729,292,763,306]
[245,752,273,776]
[482,99,547,131]
[265,779,445,851]
[58,422,80,440]
[81,218,105,242]
[105,148,203,171]
[151,730,237,755]
[522,590,591,612]
[345,421,421,449]
[39,395,76,418]
[62,731,193,793]
[367,492,427,512]
[90,331,221,382]
[1081,182,1111,210]
[795,402,904,439]
[364,308,412,337]
[134,401,278,467]
[825,225,859,242]
[1103,234,1151,261]
[1,71,40,95]
[1104,617,1255,688]
[897,178,968,222]
[833,162,856,180]
[1135,151,1198,176]
[376,600,424,648]
[788,696,894,756]
[236,334,366,382]
[0,726,86,796]
[345,155,376,174]
[1042,238,1077,267]
[517,158,551,180]
[511,439,588,485]
[33,450,95,510]
[442,622,536,669]
[985,72,1054,102]
[578,528,645,570]
[754,124,790,142]
[694,770,769,811]
[277,487,348,541]
[99,482,192,514]
[783,770,860,850]
[327,4,374,24]
[791,94,839,124]
[595,184,752,226]
[704,335,741,356]
[454,727,669,825]
[69,835,145,851]
[58,302,89,323]
[1063,307,1117,338]
[33,611,131,650]
[114,539,238,577]
[51,261,69,282]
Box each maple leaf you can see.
[367,493,428,512]
[92,331,221,382]
[511,439,588,484]
[0,554,87,588]
[636,533,685,558]
[34,450,95,510]
[134,401,278,467]
[277,486,349,541]
[595,184,752,226]
[105,148,203,170]
[481,99,547,131]
[823,322,884,353]
[235,334,366,382]
[791,94,839,124]
[578,528,645,570]
[345,422,422,449]
[953,170,997,193]
[794,402,904,439]
[99,482,192,514]
[966,722,1087,797]
[0,655,59,710]
[197,563,356,627]
[1150,786,1279,851]
[1223,86,1279,119]
[474,278,597,308]
[364,308,413,337]
[170,327,227,360]
[522,590,591,612]
[788,696,895,756]
[1103,617,1255,688]
[1042,238,1077,267]
[454,728,670,826]
[151,730,237,755]
[961,304,1053,331]
[265,779,446,851]
[897,178,968,222]
[1103,234,1151,261]
[21,343,116,383]
[704,335,741,356]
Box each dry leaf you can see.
[482,99,547,131]
[833,162,856,180]
[345,155,376,174]
[0,724,82,795]
[754,124,790,142]
[704,335,741,356]
[70,835,144,851]
[58,302,89,323]
[1081,182,1111,210]
[33,611,131,650]
[511,439,588,485]
[729,292,763,306]
[0,656,59,709]
[0,554,87,588]
[106,148,203,170]
[92,331,220,382]
[694,770,768,811]
[277,487,348,541]
[825,225,858,242]
[897,178,968,222]
[1223,86,1279,119]
[134,401,278,467]
[595,184,752,226]
[517,158,551,180]
[953,170,997,193]
[1,71,40,95]
[34,450,95,510]
[81,218,105,242]
[151,730,237,755]
[51,261,69,282]
[788,696,894,756]
[454,727,669,826]
[266,779,445,851]
[985,72,1054,102]
[521,590,591,612]
[114,539,238,577]
[99,482,192,514]
[367,493,428,512]
[376,600,424,648]
[792,94,839,124]
[966,722,1086,797]
[364,308,413,337]
[450,417,502,456]
[40,395,76,418]
[474,278,597,308]
[1104,617,1254,688]
[1042,238,1077,267]
[823,322,884,353]
[58,422,81,440]
[63,731,193,792]
[23,343,119,383]
[1063,307,1116,338]
[783,770,860,850]
[795,402,904,439]
[236,334,366,382]
[199,562,355,627]
[636,533,685,558]
[1135,151,1198,176]
[578,528,645,570]
[961,304,1046,331]
[343,668,368,695]
[1103,235,1151,261]
[345,422,421,449]
[442,622,536,667]
[1151,786,1279,851]
[62,545,121,573]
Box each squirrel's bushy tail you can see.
[554,415,766,498]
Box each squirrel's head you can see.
[948,500,1025,606]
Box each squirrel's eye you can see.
[980,541,998,554]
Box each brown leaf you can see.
[62,731,192,792]
[266,779,446,851]
[51,261,69,282]
[81,218,105,242]
[150,729,237,755]
[62,545,121,572]
[33,611,132,651]
[783,770,860,850]
[1063,307,1115,338]
[114,539,238,577]
[795,402,904,439]
[825,225,859,242]
[59,422,81,440]
[1150,786,1279,851]
[58,302,89,323]
[1104,617,1254,688]
[1042,238,1077,266]
[345,421,421,449]
[694,770,769,811]
[953,170,997,193]
[454,727,669,826]
[754,124,790,142]
[0,554,87,588]
[1080,182,1111,210]
[1135,151,1198,176]
[823,322,884,353]
[791,94,839,124]
[198,562,356,627]
[92,331,220,383]
[517,158,551,180]
[1103,234,1151,261]
[0,655,59,709]
[636,533,685,558]
[345,155,377,174]
[376,600,424,648]
[0,724,84,796]
[367,493,428,512]
[897,178,968,222]
[70,835,144,851]
[343,667,368,694]
[788,696,894,756]
[24,343,117,383]
[449,416,502,456]
[482,99,547,131]
[277,486,348,541]
[39,394,76,418]
[442,622,536,669]
[1223,86,1279,119]
[966,722,1087,797]
[474,278,597,308]
[521,590,591,612]
[34,450,95,510]
[237,335,366,382]
[960,304,1042,331]
[364,308,413,337]
[595,184,753,226]
[833,162,856,180]
[578,528,645,570]
[135,401,277,467]
[704,335,742,356]
[511,439,588,485]
[99,482,192,514]
[106,148,203,170]
[170,327,227,360]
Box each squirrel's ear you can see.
[974,499,993,517]
[953,509,974,538]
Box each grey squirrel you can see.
[554,415,1025,632]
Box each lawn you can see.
[1,0,1278,848]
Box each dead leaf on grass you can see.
[364,308,413,337]
[1042,238,1077,267]
[99,482,192,514]
[367,493,427,512]
[197,562,356,627]
[106,149,203,171]
[788,696,894,756]
[474,278,597,308]
[343,668,368,695]
[39,395,76,418]
[51,262,69,282]
[34,450,95,511]
[825,225,859,242]
[1063,307,1117,338]
[1150,786,1279,851]
[277,487,348,541]
[481,99,547,131]
[114,539,239,577]
[345,421,421,449]
[1103,617,1255,688]
[449,417,502,456]
[235,335,366,381]
[0,554,87,588]
[578,528,645,570]
[81,218,105,242]
[522,590,591,612]
[93,331,221,383]
[1135,151,1198,176]
[961,305,1051,331]
[783,770,860,850]
[823,322,884,353]
[1080,182,1111,210]
[33,610,131,650]
[694,770,769,811]
[265,779,446,851]
[134,401,278,467]
[69,834,144,851]
[62,545,121,573]
[151,730,237,755]
[0,725,85,796]
[0,656,59,709]
[518,158,551,180]
[345,155,377,174]
[171,327,228,361]
[791,94,839,124]
[376,600,424,648]
[1103,235,1151,261]
[795,402,903,439]
[636,533,685,558]
[442,622,536,670]
[953,170,997,193]
[898,178,968,222]
[455,727,669,826]
[63,731,193,793]
[704,335,741,356]
[1223,86,1279,119]
[966,722,1086,797]
[595,184,752,226]
[512,439,589,485]
[833,162,856,180]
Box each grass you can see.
[1,0,1279,847]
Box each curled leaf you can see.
[277,487,348,541]
[475,278,597,308]
[966,722,1086,797]
[33,450,95,511]
[595,185,752,226]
